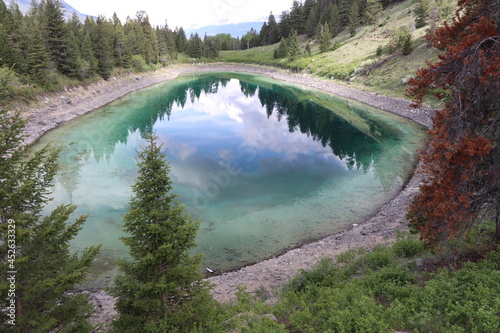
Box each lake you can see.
[31,72,427,289]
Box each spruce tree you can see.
[175,27,187,53]
[365,0,383,30]
[320,22,333,53]
[94,15,114,79]
[44,0,75,76]
[112,134,214,332]
[287,29,301,60]
[348,0,361,37]
[267,12,280,44]
[305,4,319,37]
[273,37,289,58]
[0,107,100,332]
[26,19,50,86]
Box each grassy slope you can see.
[218,0,440,101]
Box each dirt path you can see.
[20,64,433,323]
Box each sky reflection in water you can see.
[33,73,427,289]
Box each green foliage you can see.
[392,238,425,258]
[0,107,99,332]
[111,134,215,332]
[415,0,430,28]
[130,54,147,71]
[389,26,414,55]
[275,242,500,333]
[287,29,301,60]
[273,37,289,59]
[0,66,20,103]
[348,0,361,37]
[319,22,332,53]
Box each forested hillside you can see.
[0,0,182,104]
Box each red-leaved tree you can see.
[407,0,500,246]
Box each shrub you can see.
[392,239,425,258]
[0,66,20,103]
[130,54,147,71]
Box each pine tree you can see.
[112,12,125,67]
[415,0,430,28]
[320,22,332,53]
[259,22,270,45]
[273,37,289,58]
[348,0,361,37]
[268,12,280,44]
[94,15,114,79]
[305,4,320,37]
[175,27,187,53]
[0,107,100,332]
[187,33,203,58]
[365,0,383,31]
[287,29,301,60]
[26,19,50,86]
[44,0,76,76]
[111,134,214,332]
[329,4,341,37]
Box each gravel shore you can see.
[21,64,433,323]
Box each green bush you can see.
[392,238,425,258]
[130,54,147,71]
[0,66,21,103]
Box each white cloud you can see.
[65,0,291,29]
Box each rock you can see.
[60,96,71,104]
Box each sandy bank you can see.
[21,64,433,323]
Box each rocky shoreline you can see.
[21,64,433,324]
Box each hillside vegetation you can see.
[218,0,439,99]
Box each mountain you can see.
[186,20,266,38]
[5,0,93,21]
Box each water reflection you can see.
[31,73,426,287]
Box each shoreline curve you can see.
[21,64,433,317]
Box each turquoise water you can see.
[31,73,427,289]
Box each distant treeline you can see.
[0,0,214,99]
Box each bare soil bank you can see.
[21,64,433,323]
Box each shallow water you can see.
[31,73,427,289]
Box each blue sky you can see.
[65,0,291,29]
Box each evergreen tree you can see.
[273,37,289,58]
[320,22,332,53]
[259,22,269,45]
[26,19,50,86]
[94,15,114,79]
[80,29,98,76]
[329,3,341,37]
[0,107,100,332]
[304,42,312,56]
[267,12,280,44]
[305,4,320,37]
[136,11,159,64]
[348,0,360,37]
[111,134,214,332]
[187,33,203,58]
[204,35,220,58]
[287,29,301,60]
[289,0,305,34]
[44,0,75,76]
[365,0,383,30]
[175,26,187,53]
[415,0,430,28]
[278,10,291,39]
[112,12,125,67]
